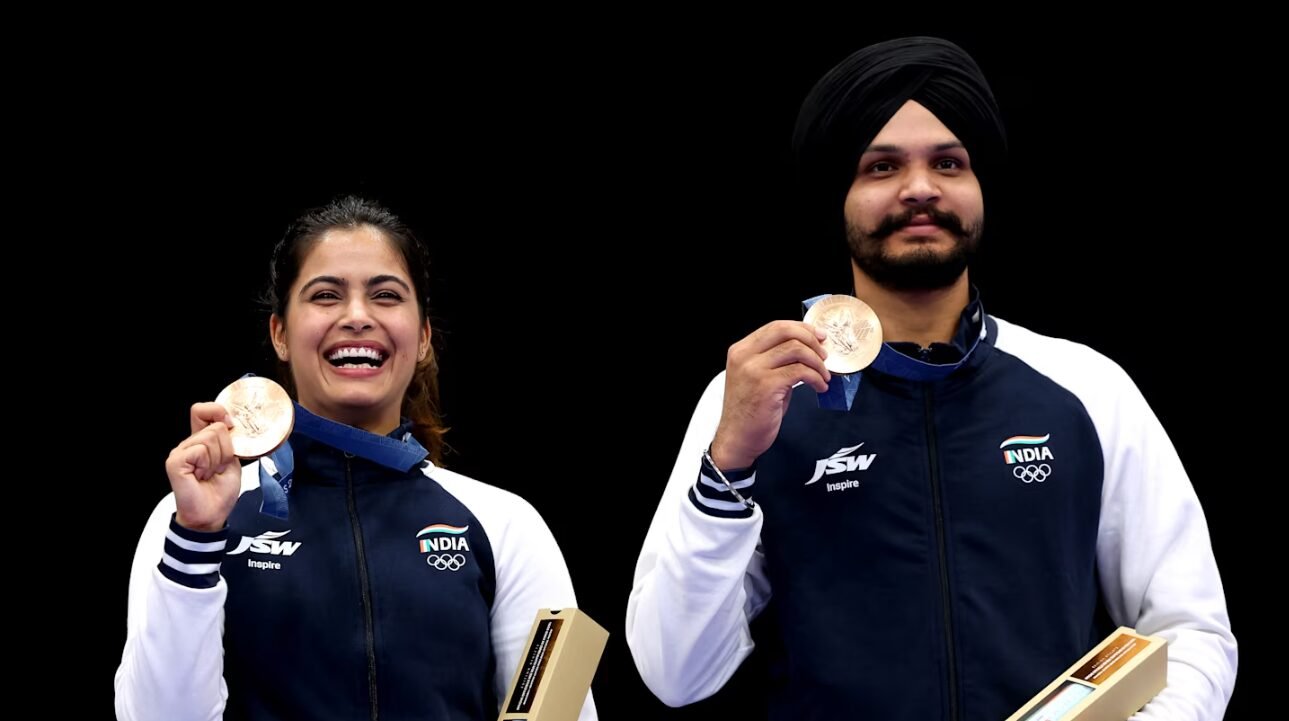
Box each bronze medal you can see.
[803,295,884,374]
[214,377,294,458]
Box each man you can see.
[626,36,1236,720]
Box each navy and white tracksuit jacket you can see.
[117,421,596,721]
[627,294,1235,720]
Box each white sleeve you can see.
[1095,369,1237,721]
[432,470,597,721]
[993,317,1237,719]
[113,493,231,721]
[625,372,772,707]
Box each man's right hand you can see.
[709,321,831,471]
[164,402,242,532]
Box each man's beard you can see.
[847,206,983,292]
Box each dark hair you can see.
[264,195,447,464]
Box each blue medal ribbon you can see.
[253,399,429,520]
[802,294,986,411]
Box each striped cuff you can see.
[157,514,229,589]
[689,461,756,519]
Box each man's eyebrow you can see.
[862,141,966,155]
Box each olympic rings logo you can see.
[426,553,467,571]
[1013,464,1051,483]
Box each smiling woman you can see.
[114,196,598,721]
[266,211,435,447]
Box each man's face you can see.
[844,99,984,291]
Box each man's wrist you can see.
[708,439,756,473]
[701,446,756,510]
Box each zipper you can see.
[924,386,958,721]
[346,452,379,721]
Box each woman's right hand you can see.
[164,402,242,532]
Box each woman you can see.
[115,196,596,720]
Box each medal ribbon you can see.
[801,294,986,410]
[246,387,429,520]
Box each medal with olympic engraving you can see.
[802,295,884,374]
[214,376,294,458]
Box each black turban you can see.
[792,36,1008,226]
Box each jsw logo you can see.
[227,530,303,557]
[805,443,877,485]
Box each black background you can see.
[76,19,1268,720]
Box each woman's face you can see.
[270,225,430,434]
